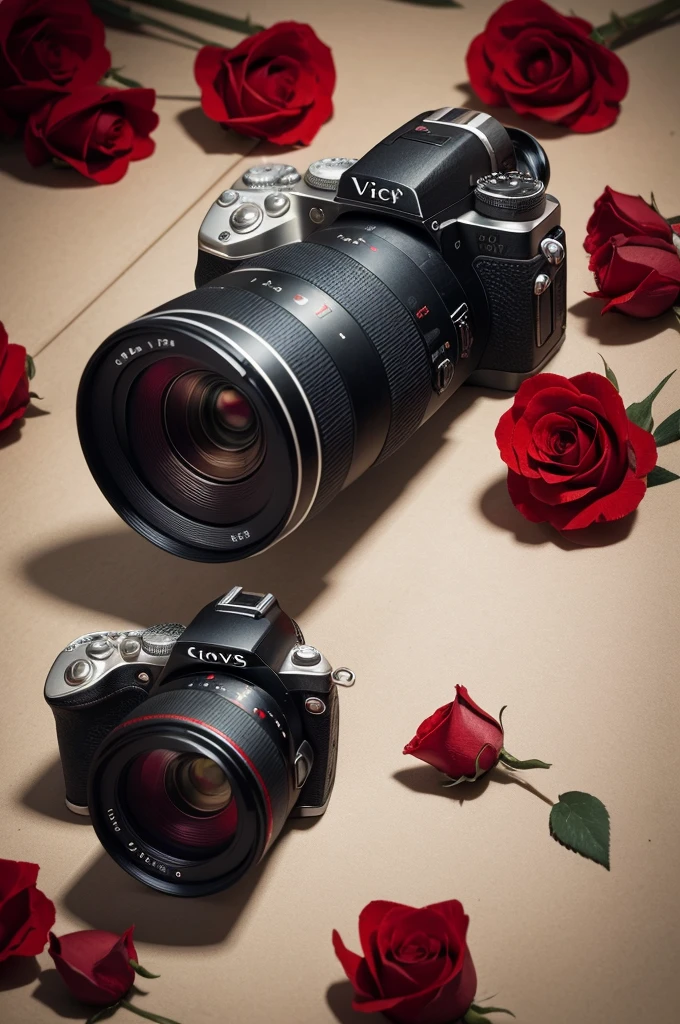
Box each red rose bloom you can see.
[0,321,31,431]
[333,899,477,1024]
[194,21,335,146]
[404,686,504,781]
[584,187,674,255]
[49,927,137,1005]
[496,372,658,530]
[0,858,55,962]
[466,0,628,133]
[24,86,158,184]
[0,0,110,133]
[587,233,680,318]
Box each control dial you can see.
[141,623,185,657]
[305,157,356,191]
[474,171,546,221]
[242,164,300,188]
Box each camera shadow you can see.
[23,387,503,625]
[21,756,93,826]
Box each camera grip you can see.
[473,251,548,376]
[51,687,149,810]
[298,684,339,811]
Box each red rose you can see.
[0,0,110,133]
[466,0,628,133]
[0,321,31,431]
[496,372,658,530]
[587,233,680,318]
[404,686,504,781]
[49,927,137,1005]
[333,899,477,1024]
[0,858,55,962]
[584,187,673,255]
[194,21,335,146]
[24,86,158,184]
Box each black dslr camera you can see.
[78,107,566,562]
[44,588,354,896]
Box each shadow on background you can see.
[0,141,96,188]
[326,980,366,1024]
[21,757,92,826]
[479,477,637,549]
[32,971,87,1020]
[23,387,504,625]
[394,764,554,808]
[0,957,41,993]
[569,297,677,346]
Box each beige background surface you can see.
[1,2,679,1023]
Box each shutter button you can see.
[65,660,92,686]
[293,645,322,666]
[86,637,115,660]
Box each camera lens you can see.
[88,680,294,896]
[78,214,474,561]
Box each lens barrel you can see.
[78,217,469,560]
[88,680,293,896]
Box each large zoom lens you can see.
[88,681,294,896]
[78,217,477,560]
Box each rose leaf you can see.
[465,1007,515,1021]
[598,355,619,391]
[86,1005,121,1024]
[549,791,610,869]
[652,409,680,447]
[649,191,662,216]
[498,749,551,771]
[647,465,680,487]
[626,370,676,432]
[25,354,36,381]
[129,958,160,979]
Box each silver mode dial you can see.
[305,157,357,191]
[141,623,185,657]
[242,164,299,188]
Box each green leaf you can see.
[25,354,36,380]
[105,67,143,89]
[86,1005,121,1024]
[650,191,662,216]
[498,705,507,731]
[653,408,680,446]
[441,743,496,787]
[626,370,675,432]
[387,0,462,6]
[549,791,610,869]
[129,959,160,979]
[469,1006,516,1019]
[498,749,551,771]
[132,0,264,33]
[119,1000,183,1024]
[598,354,619,391]
[464,1008,515,1022]
[647,465,680,487]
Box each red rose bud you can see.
[24,86,158,184]
[584,187,673,255]
[587,233,680,318]
[49,927,137,1006]
[404,685,503,782]
[0,858,55,962]
[466,0,628,133]
[194,21,335,147]
[333,899,477,1024]
[0,0,110,131]
[0,321,31,431]
[496,372,658,530]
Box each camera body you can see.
[195,106,566,393]
[45,588,350,854]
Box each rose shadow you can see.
[0,140,97,189]
[32,969,89,1020]
[393,765,554,808]
[569,297,678,346]
[478,476,638,549]
[0,956,41,992]
[176,108,292,159]
[326,980,366,1024]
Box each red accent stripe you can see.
[113,713,273,845]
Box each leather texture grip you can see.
[473,250,548,374]
[50,683,150,808]
[295,683,339,810]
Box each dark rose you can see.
[404,686,504,782]
[584,187,673,255]
[194,21,335,146]
[333,899,477,1024]
[0,858,55,962]
[496,372,658,530]
[466,0,628,133]
[587,233,680,318]
[0,321,31,431]
[24,86,158,184]
[0,0,110,133]
[49,927,137,1005]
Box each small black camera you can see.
[78,107,566,562]
[44,588,354,897]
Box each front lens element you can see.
[164,370,265,482]
[172,754,234,813]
